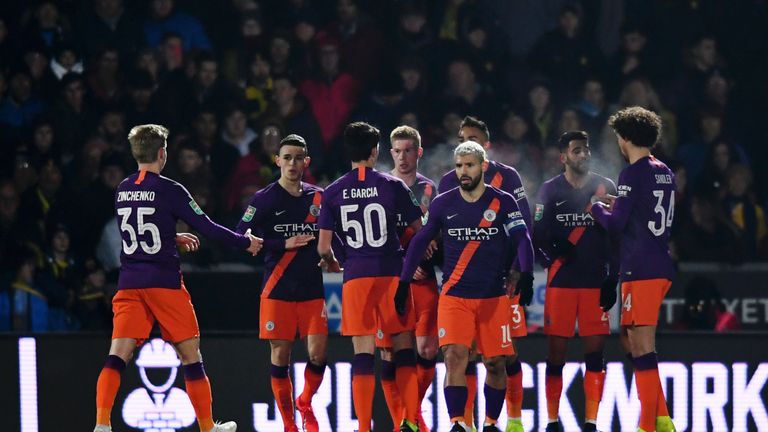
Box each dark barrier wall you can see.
[2,333,767,432]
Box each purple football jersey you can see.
[438,160,532,230]
[534,173,618,288]
[116,171,249,289]
[395,173,438,280]
[236,181,324,301]
[318,167,422,281]
[591,156,676,281]
[401,186,533,299]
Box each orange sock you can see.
[382,360,404,426]
[270,364,295,428]
[583,370,605,422]
[184,362,215,432]
[633,353,660,432]
[545,362,564,422]
[505,360,523,418]
[95,355,125,425]
[299,362,325,405]
[353,354,375,432]
[417,355,437,404]
[464,362,478,427]
[657,376,670,417]
[395,349,419,423]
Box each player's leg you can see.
[413,279,439,432]
[581,335,606,431]
[391,330,419,430]
[352,335,377,432]
[95,338,136,429]
[505,294,530,432]
[438,295,475,430]
[269,339,297,431]
[464,349,479,431]
[577,287,610,431]
[379,345,405,430]
[544,336,568,430]
[626,325,659,432]
[475,296,515,431]
[174,337,220,432]
[296,299,329,432]
[96,289,150,429]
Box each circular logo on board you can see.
[438,327,446,338]
[265,321,275,331]
[483,209,497,222]
[309,204,320,217]
[376,329,384,339]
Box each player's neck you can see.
[136,163,162,175]
[351,160,375,170]
[278,177,302,196]
[460,182,486,202]
[391,169,417,187]
[627,147,652,165]
[564,169,589,188]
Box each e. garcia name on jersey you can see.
[447,227,499,241]
[342,187,379,199]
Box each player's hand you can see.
[550,238,575,259]
[424,240,438,260]
[413,266,428,281]
[175,233,200,252]
[285,234,315,250]
[592,194,617,211]
[318,256,343,272]
[600,278,618,312]
[244,228,263,256]
[514,271,534,306]
[394,280,410,316]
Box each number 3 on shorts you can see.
[623,293,632,311]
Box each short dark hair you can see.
[460,116,490,141]
[558,130,589,151]
[608,106,662,148]
[344,122,380,162]
[279,134,308,154]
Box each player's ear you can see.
[418,147,423,158]
[273,154,280,166]
[560,152,566,164]
[305,156,311,167]
[481,159,489,172]
[483,140,492,150]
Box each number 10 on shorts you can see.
[501,324,512,345]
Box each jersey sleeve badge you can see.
[242,205,257,222]
[189,199,204,215]
[534,204,544,221]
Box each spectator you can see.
[27,118,59,167]
[72,257,112,331]
[222,134,273,212]
[574,77,610,140]
[722,164,767,260]
[134,47,161,83]
[393,2,434,59]
[528,3,603,103]
[299,33,361,150]
[241,52,273,123]
[525,80,556,147]
[674,192,742,263]
[398,57,429,113]
[607,22,660,96]
[75,0,145,59]
[50,42,84,80]
[555,107,581,138]
[188,107,239,187]
[50,73,94,157]
[494,110,541,174]
[123,70,158,128]
[221,105,257,156]
[21,0,71,55]
[22,44,58,98]
[668,161,691,239]
[167,140,213,206]
[676,277,740,331]
[441,57,497,125]
[0,181,25,274]
[0,68,45,139]
[616,77,678,158]
[264,74,323,177]
[325,0,386,82]
[2,246,49,331]
[677,106,747,182]
[143,0,212,52]
[18,158,70,246]
[698,139,741,197]
[222,11,268,83]
[675,34,725,112]
[268,32,297,77]
[86,47,123,109]
[38,223,79,330]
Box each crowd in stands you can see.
[0,0,766,331]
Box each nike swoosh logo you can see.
[511,324,522,330]
[556,200,567,206]
[275,210,286,215]
[447,214,458,219]
[501,343,512,348]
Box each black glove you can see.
[600,278,618,312]
[515,272,534,306]
[550,238,575,259]
[394,280,410,316]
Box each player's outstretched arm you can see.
[400,207,441,284]
[590,174,635,233]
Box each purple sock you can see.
[183,362,207,381]
[633,352,658,371]
[104,355,126,372]
[444,385,468,419]
[381,360,396,381]
[352,353,375,376]
[270,363,289,379]
[484,384,506,422]
[584,351,605,372]
[505,358,521,376]
[465,360,477,376]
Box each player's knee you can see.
[418,344,438,360]
[443,347,468,370]
[308,351,326,366]
[483,356,506,377]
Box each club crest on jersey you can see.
[265,321,275,331]
[242,205,256,222]
[534,204,544,221]
[189,199,204,215]
[438,328,446,338]
[309,204,320,217]
[483,209,497,222]
[376,329,384,339]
